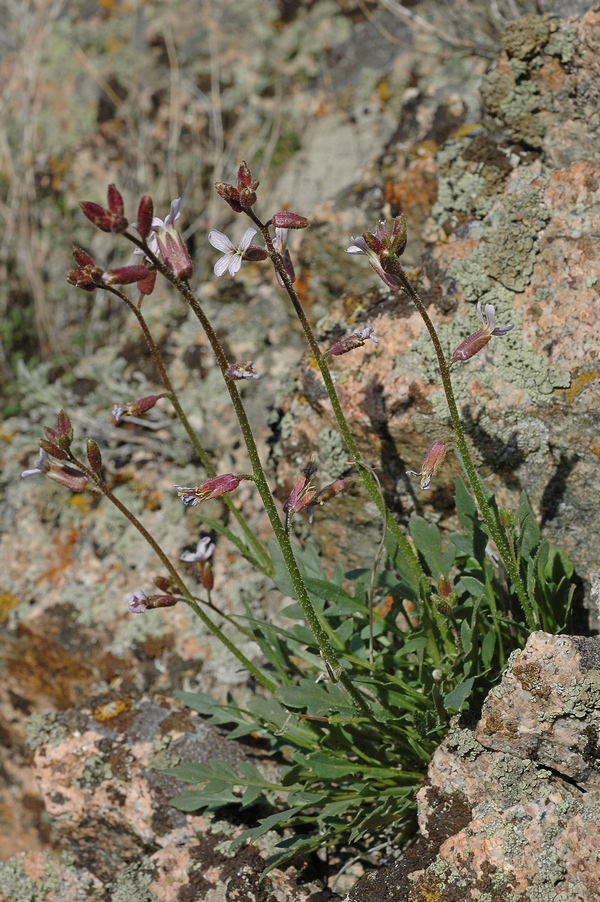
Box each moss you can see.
[25,711,68,751]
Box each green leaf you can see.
[169,786,239,811]
[444,677,475,711]
[454,476,487,561]
[385,530,420,599]
[460,619,472,656]
[409,517,455,577]
[268,537,298,598]
[229,806,307,852]
[481,628,496,669]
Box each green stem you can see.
[246,211,425,589]
[392,266,536,630]
[105,284,271,574]
[73,455,277,692]
[123,237,371,716]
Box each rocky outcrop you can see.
[347,627,600,901]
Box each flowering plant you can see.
[21,167,575,874]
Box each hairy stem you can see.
[124,235,371,715]
[392,266,535,630]
[105,283,270,573]
[73,455,277,692]
[246,210,425,589]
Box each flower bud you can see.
[214,182,243,212]
[242,245,269,263]
[272,212,309,230]
[39,439,69,460]
[86,438,103,472]
[135,195,154,240]
[107,184,125,217]
[102,265,151,286]
[79,186,128,233]
[236,160,259,208]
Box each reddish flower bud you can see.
[107,184,125,216]
[79,194,128,233]
[136,269,156,296]
[102,265,153,285]
[236,161,259,208]
[39,439,69,461]
[214,182,244,213]
[199,561,214,592]
[72,247,96,269]
[243,245,270,262]
[272,212,309,230]
[135,195,154,240]
[174,474,242,507]
[237,161,255,189]
[67,248,105,291]
[56,409,73,437]
[79,201,113,232]
[86,438,103,472]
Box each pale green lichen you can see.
[108,860,159,902]
[546,29,575,64]
[444,725,484,760]
[560,675,600,718]
[317,427,349,479]
[0,859,41,902]
[25,712,68,751]
[75,755,112,788]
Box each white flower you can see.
[208,227,257,277]
[21,449,50,478]
[180,536,215,563]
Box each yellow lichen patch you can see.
[93,698,129,723]
[0,426,16,444]
[453,122,484,138]
[564,370,598,403]
[69,494,91,514]
[0,594,19,622]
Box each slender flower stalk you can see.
[101,282,271,574]
[242,206,425,589]
[347,226,534,629]
[63,452,278,692]
[125,228,371,715]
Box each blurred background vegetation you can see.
[0,0,569,412]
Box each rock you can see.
[273,6,600,620]
[0,695,337,901]
[346,631,600,901]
